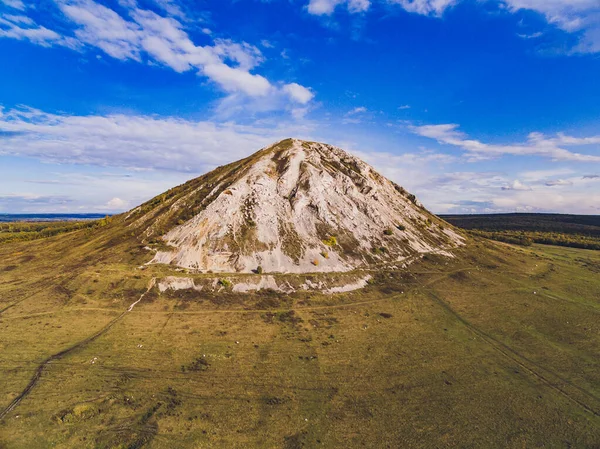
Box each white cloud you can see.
[0,194,73,212]
[503,0,600,53]
[411,123,600,162]
[307,0,371,15]
[105,197,128,209]
[0,14,79,48]
[58,1,275,96]
[152,0,186,20]
[346,106,367,115]
[517,31,543,39]
[202,64,272,96]
[503,0,597,32]
[212,38,265,71]
[492,188,600,214]
[519,168,575,182]
[342,106,368,124]
[282,83,315,104]
[1,106,599,215]
[2,14,32,24]
[388,0,456,17]
[0,107,316,172]
[304,0,600,53]
[0,0,315,108]
[307,0,455,16]
[501,180,532,191]
[545,179,573,186]
[0,0,25,10]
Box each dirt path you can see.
[426,290,600,418]
[4,267,473,321]
[0,278,156,422]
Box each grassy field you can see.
[0,224,599,448]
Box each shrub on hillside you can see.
[323,236,337,247]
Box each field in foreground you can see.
[0,228,599,448]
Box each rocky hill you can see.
[127,139,463,273]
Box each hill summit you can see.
[131,139,463,273]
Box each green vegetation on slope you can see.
[0,219,107,245]
[468,229,600,250]
[0,223,599,447]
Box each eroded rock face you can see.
[150,139,464,273]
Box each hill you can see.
[132,139,462,274]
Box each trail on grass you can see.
[426,290,600,418]
[3,268,472,321]
[0,278,155,422]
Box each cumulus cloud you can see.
[342,106,369,124]
[517,31,543,39]
[502,180,532,191]
[492,188,600,214]
[388,0,456,17]
[307,0,371,15]
[434,173,600,214]
[0,0,314,108]
[411,123,600,162]
[346,106,367,115]
[105,197,128,210]
[307,0,456,16]
[503,0,600,52]
[282,83,315,104]
[0,107,316,172]
[303,0,600,53]
[0,194,73,212]
[0,0,25,9]
[1,106,599,215]
[519,168,575,182]
[152,0,186,20]
[0,13,79,47]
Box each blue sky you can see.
[0,0,599,214]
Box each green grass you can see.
[0,227,599,447]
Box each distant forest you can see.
[442,213,600,250]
